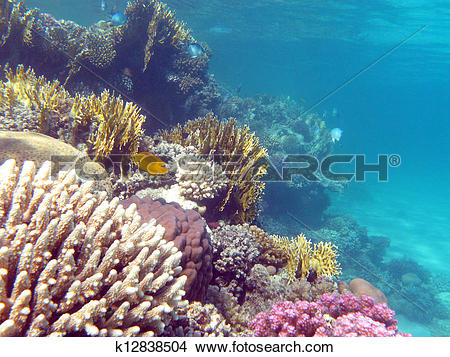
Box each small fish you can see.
[236,83,242,95]
[132,152,168,175]
[330,128,343,143]
[187,43,205,58]
[207,221,220,229]
[110,12,127,26]
[100,0,106,12]
[208,25,232,34]
[332,107,339,117]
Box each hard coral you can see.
[0,160,187,336]
[164,301,232,337]
[160,113,268,223]
[120,196,212,302]
[210,224,262,300]
[249,292,411,337]
[0,1,121,84]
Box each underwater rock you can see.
[0,130,82,166]
[349,278,388,305]
[401,272,422,287]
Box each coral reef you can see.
[217,94,332,160]
[248,292,411,337]
[160,113,268,223]
[0,0,218,127]
[120,196,212,302]
[0,66,145,162]
[0,0,121,83]
[207,265,338,334]
[0,159,187,336]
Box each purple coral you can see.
[248,293,411,337]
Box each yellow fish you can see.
[132,152,168,175]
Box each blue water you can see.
[25,0,449,336]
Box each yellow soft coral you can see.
[160,113,268,223]
[0,65,71,131]
[272,233,341,283]
[70,90,145,159]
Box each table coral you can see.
[0,159,187,336]
[248,292,411,337]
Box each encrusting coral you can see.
[160,113,268,223]
[272,233,341,282]
[0,159,187,336]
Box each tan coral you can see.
[176,155,228,201]
[249,225,287,268]
[0,159,187,336]
[0,66,145,160]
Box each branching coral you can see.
[0,159,187,336]
[70,90,145,159]
[0,66,145,161]
[124,0,192,71]
[272,234,341,282]
[119,196,213,302]
[0,0,37,47]
[160,113,268,223]
[0,65,71,132]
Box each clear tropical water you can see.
[25,0,449,336]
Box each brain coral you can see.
[0,159,187,336]
[120,196,212,302]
